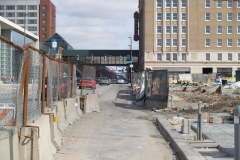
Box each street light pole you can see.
[128,37,133,86]
[24,13,28,46]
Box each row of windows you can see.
[0,12,38,17]
[205,39,240,47]
[157,13,186,21]
[157,26,186,34]
[205,0,240,8]
[157,39,187,47]
[157,0,187,8]
[0,5,38,10]
[205,13,240,21]
[206,26,240,34]
[16,19,38,24]
[156,53,240,61]
[157,53,187,61]
[156,0,240,8]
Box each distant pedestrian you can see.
[11,76,15,82]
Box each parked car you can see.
[116,78,125,84]
[99,77,110,85]
[79,77,96,89]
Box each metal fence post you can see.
[234,106,240,160]
[197,101,203,141]
[41,55,46,113]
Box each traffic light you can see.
[104,55,106,61]
[119,55,122,60]
[76,55,79,61]
[91,54,93,61]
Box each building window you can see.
[17,5,26,10]
[238,26,240,34]
[166,26,171,33]
[205,0,210,8]
[205,13,210,21]
[42,5,47,10]
[166,53,171,61]
[238,53,240,61]
[166,0,171,8]
[227,0,232,8]
[157,13,162,20]
[228,53,232,61]
[166,13,171,20]
[42,34,46,38]
[238,13,240,21]
[173,13,177,20]
[28,12,37,17]
[42,27,46,31]
[6,5,15,10]
[182,53,186,61]
[6,13,15,17]
[205,26,210,34]
[0,13,4,16]
[173,26,177,34]
[42,20,46,24]
[182,39,186,46]
[8,19,15,23]
[217,0,222,8]
[182,26,186,33]
[206,53,210,61]
[182,0,186,8]
[227,13,232,21]
[28,5,37,10]
[173,39,178,46]
[0,5,4,10]
[28,27,37,31]
[42,12,46,17]
[157,0,162,7]
[238,0,240,8]
[227,39,232,47]
[217,53,222,61]
[227,26,232,34]
[217,13,222,21]
[205,39,210,47]
[28,19,37,24]
[157,26,162,33]
[173,53,178,61]
[166,39,171,46]
[157,53,162,61]
[157,39,162,46]
[217,26,222,34]
[238,39,240,47]
[17,19,24,24]
[217,39,222,47]
[172,0,177,8]
[17,12,25,17]
[182,13,186,20]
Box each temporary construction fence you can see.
[132,70,169,109]
[80,65,96,95]
[0,35,77,141]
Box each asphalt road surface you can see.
[54,84,178,160]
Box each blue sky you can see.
[51,0,139,50]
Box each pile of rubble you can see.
[168,82,240,114]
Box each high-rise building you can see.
[0,0,56,42]
[138,0,240,77]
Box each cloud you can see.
[51,0,139,50]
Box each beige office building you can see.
[138,0,240,77]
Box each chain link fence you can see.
[0,35,78,141]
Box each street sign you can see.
[124,60,132,64]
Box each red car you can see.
[79,77,96,89]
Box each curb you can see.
[156,117,206,160]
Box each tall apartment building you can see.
[138,0,240,77]
[0,0,56,42]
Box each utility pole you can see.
[128,37,133,86]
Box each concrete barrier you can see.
[0,127,19,160]
[64,98,80,124]
[55,101,69,133]
[84,94,100,113]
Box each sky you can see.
[51,0,139,50]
